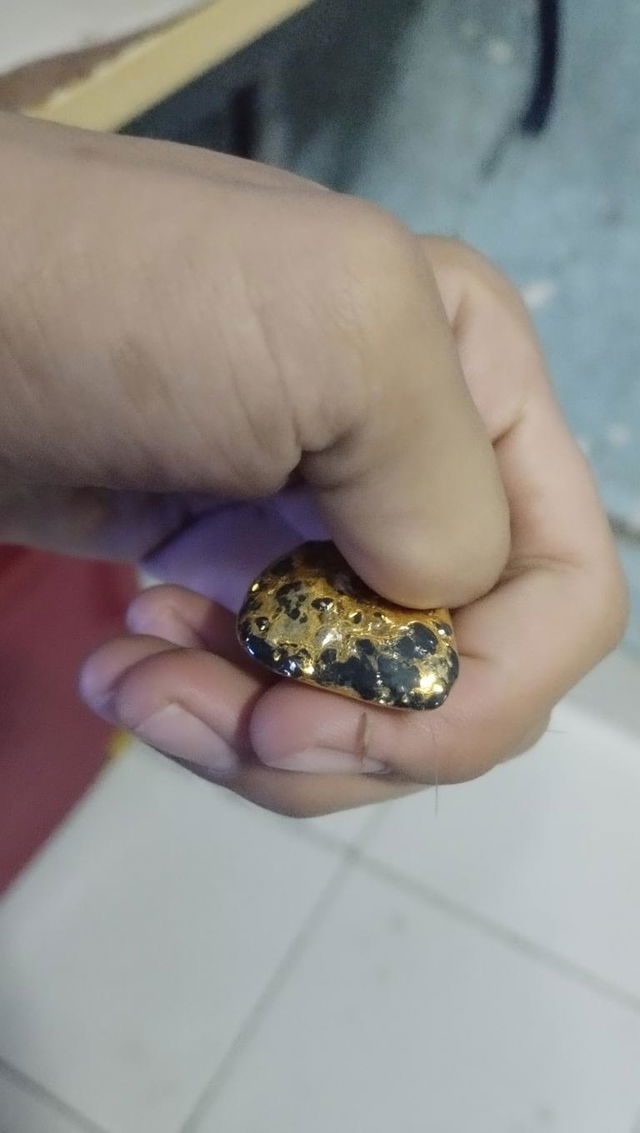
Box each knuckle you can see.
[334,200,425,335]
[343,198,417,267]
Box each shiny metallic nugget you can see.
[236,541,459,710]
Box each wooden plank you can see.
[25,0,313,131]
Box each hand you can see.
[0,112,504,607]
[80,238,627,817]
[0,115,624,816]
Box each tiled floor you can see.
[1,648,639,1133]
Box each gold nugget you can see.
[236,542,458,710]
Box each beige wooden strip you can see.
[25,0,313,132]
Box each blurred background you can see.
[1,2,639,1131]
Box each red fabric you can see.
[0,547,137,892]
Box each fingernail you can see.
[134,704,237,776]
[262,747,389,775]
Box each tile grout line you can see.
[350,847,640,1017]
[275,807,391,857]
[179,817,382,1133]
[0,1056,110,1133]
[274,804,640,1013]
[275,810,640,1013]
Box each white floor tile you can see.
[0,1065,98,1133]
[298,803,382,847]
[0,744,344,1133]
[361,698,640,1001]
[195,864,640,1133]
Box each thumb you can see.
[302,225,509,609]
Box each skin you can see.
[0,113,627,817]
